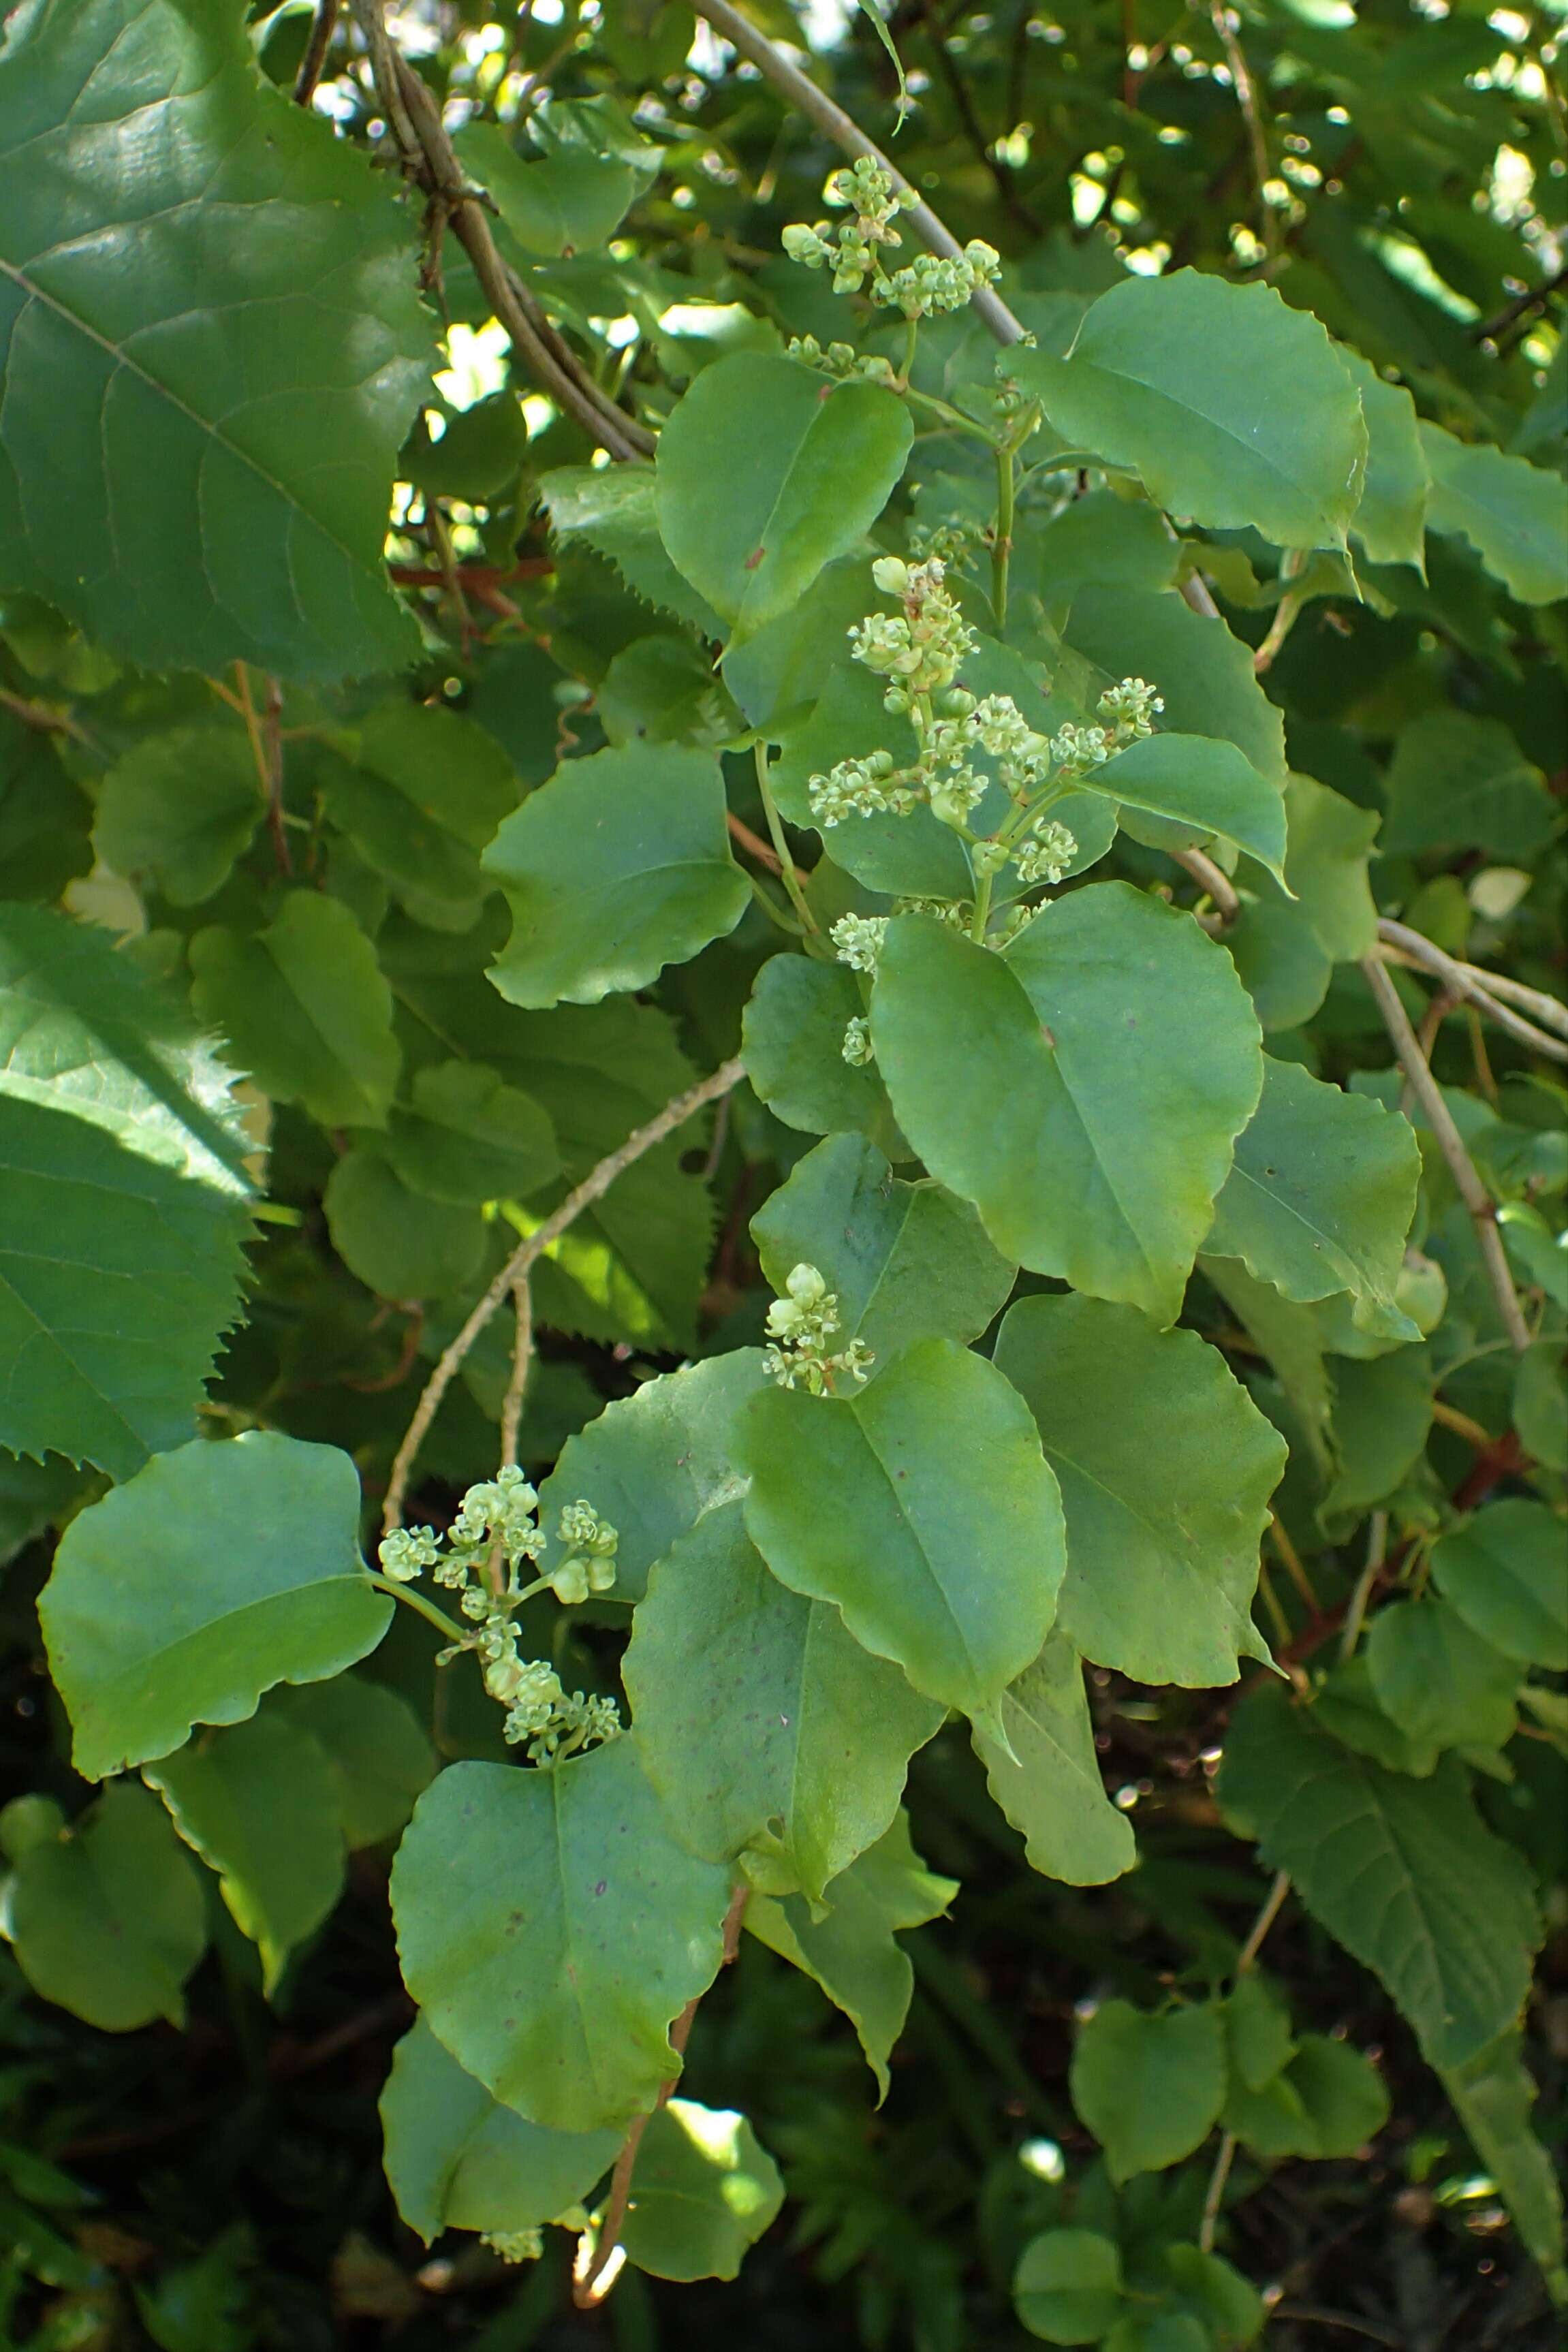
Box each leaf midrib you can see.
[0,249,372,586]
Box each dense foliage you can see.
[0,0,1563,2342]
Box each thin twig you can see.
[1199,2132,1238,2254]
[1176,845,1240,922]
[1199,1864,1291,2255]
[1376,919,1568,1063]
[382,1057,745,1533]
[1340,1509,1387,1664]
[293,0,340,103]
[1237,1870,1291,1973]
[1453,962,1568,1039]
[498,1276,533,1471]
[1210,2,1279,262]
[1268,1515,1318,1616]
[349,0,653,460]
[574,1883,750,2307]
[1360,957,1532,1354]
[1472,260,1568,343]
[687,0,1025,347]
[727,809,799,880]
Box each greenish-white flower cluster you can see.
[783,334,897,386]
[1048,678,1163,778]
[841,1014,875,1067]
[804,559,1163,927]
[378,1467,622,1764]
[783,160,998,323]
[763,1263,873,1395]
[829,911,888,973]
[482,2228,544,2265]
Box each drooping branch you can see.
[688,0,1026,348]
[574,1882,751,2308]
[1375,918,1568,1064]
[382,1056,746,1533]
[349,0,654,460]
[1360,955,1532,1355]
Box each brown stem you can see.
[348,0,653,460]
[1376,919,1568,1063]
[1360,956,1531,1354]
[383,1056,745,1532]
[498,1276,533,1471]
[1209,1,1279,262]
[293,0,340,103]
[574,1884,750,2307]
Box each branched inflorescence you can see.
[782,159,1000,331]
[379,1467,622,1763]
[762,1264,873,1395]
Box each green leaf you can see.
[0,903,253,1475]
[1016,273,1366,550]
[0,1093,250,1479]
[482,743,749,1008]
[750,1133,1016,1371]
[534,1350,766,1605]
[1162,2243,1266,2347]
[390,1742,732,2131]
[1283,2035,1390,2159]
[1381,710,1554,862]
[618,2099,785,2281]
[379,2017,619,2246]
[1439,2032,1567,2306]
[0,0,433,679]
[0,1448,82,1566]
[1084,734,1287,881]
[742,953,903,1150]
[455,101,660,260]
[1223,1972,1294,2093]
[93,727,262,907]
[655,354,913,641]
[1069,2000,1227,2182]
[269,1678,435,1850]
[971,1634,1135,1885]
[1203,1056,1420,1330]
[1320,1347,1432,1526]
[1014,2229,1127,2345]
[190,892,401,1128]
[1103,2319,1209,2352]
[1217,1688,1540,2067]
[994,1294,1285,1685]
[1310,1654,1440,1779]
[324,1143,486,1300]
[1430,1501,1568,1672]
[624,1500,943,1903]
[873,892,1261,1326]
[1063,587,1287,789]
[1021,488,1181,617]
[1229,774,1381,1030]
[0,903,251,1191]
[539,464,725,636]
[1338,349,1430,571]
[1365,1600,1520,1757]
[1221,2026,1392,2162]
[1420,422,1568,606]
[743,1813,954,2099]
[40,1432,389,1783]
[145,1712,345,1994]
[0,1781,205,2032]
[317,702,521,924]
[737,1337,1067,1729]
[385,1061,559,1208]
